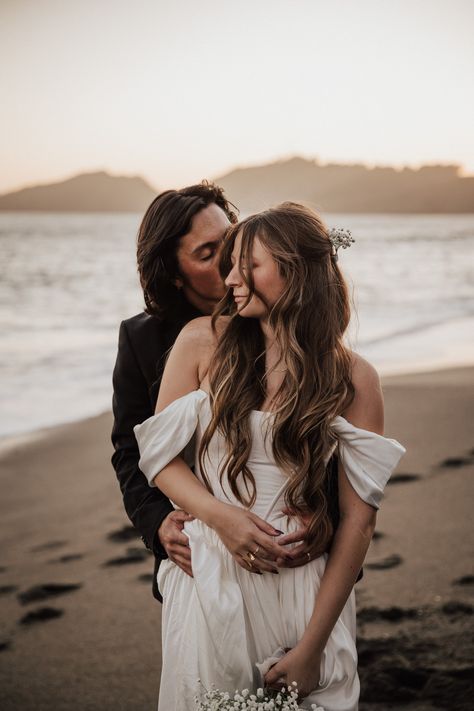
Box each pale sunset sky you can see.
[1,0,473,194]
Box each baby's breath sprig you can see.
[327,227,355,261]
[194,679,324,710]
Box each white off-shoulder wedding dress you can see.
[134,389,405,711]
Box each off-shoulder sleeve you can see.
[330,416,406,509]
[133,389,208,487]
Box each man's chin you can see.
[181,288,225,314]
[209,292,227,308]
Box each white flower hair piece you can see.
[327,227,354,261]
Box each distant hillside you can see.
[0,171,157,212]
[1,160,473,213]
[216,157,474,213]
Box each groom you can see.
[111,181,359,603]
[111,181,236,602]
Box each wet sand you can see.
[0,366,473,710]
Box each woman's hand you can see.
[264,644,322,699]
[210,502,293,574]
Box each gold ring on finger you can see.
[246,552,256,562]
[253,546,260,556]
[244,557,253,569]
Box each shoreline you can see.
[1,361,474,456]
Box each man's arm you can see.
[111,319,174,558]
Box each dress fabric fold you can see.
[330,415,406,509]
[134,388,208,486]
[134,389,405,711]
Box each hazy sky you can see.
[1,0,473,193]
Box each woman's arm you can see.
[146,318,292,572]
[265,355,383,694]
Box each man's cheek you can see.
[189,271,215,292]
[199,264,221,282]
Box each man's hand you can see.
[275,508,321,568]
[157,510,195,577]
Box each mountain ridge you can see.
[0,171,158,212]
[215,157,474,213]
[1,158,473,213]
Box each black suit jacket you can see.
[111,309,362,603]
[111,308,200,602]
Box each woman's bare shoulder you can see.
[349,352,381,391]
[178,315,230,347]
[178,315,213,342]
[344,351,384,433]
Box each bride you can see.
[134,202,405,710]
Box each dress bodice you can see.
[134,389,406,513]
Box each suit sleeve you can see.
[111,320,174,559]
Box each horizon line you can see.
[2,154,473,196]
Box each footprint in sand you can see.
[103,547,150,567]
[137,573,154,584]
[30,540,68,553]
[18,583,82,605]
[361,665,430,704]
[19,607,64,625]
[357,636,473,708]
[387,473,421,485]
[106,525,140,544]
[365,554,403,570]
[441,601,473,616]
[452,574,474,586]
[127,546,152,557]
[358,605,420,623]
[48,553,84,564]
[439,456,473,468]
[0,585,18,595]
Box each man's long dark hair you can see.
[137,181,238,322]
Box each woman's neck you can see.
[259,318,284,369]
[259,317,276,347]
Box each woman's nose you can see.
[225,264,241,288]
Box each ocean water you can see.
[1,212,473,439]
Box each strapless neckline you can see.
[197,388,275,416]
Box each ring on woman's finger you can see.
[246,551,256,562]
[253,545,260,556]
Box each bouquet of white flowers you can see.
[194,680,324,710]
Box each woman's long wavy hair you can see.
[198,202,355,556]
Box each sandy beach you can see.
[0,366,472,711]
